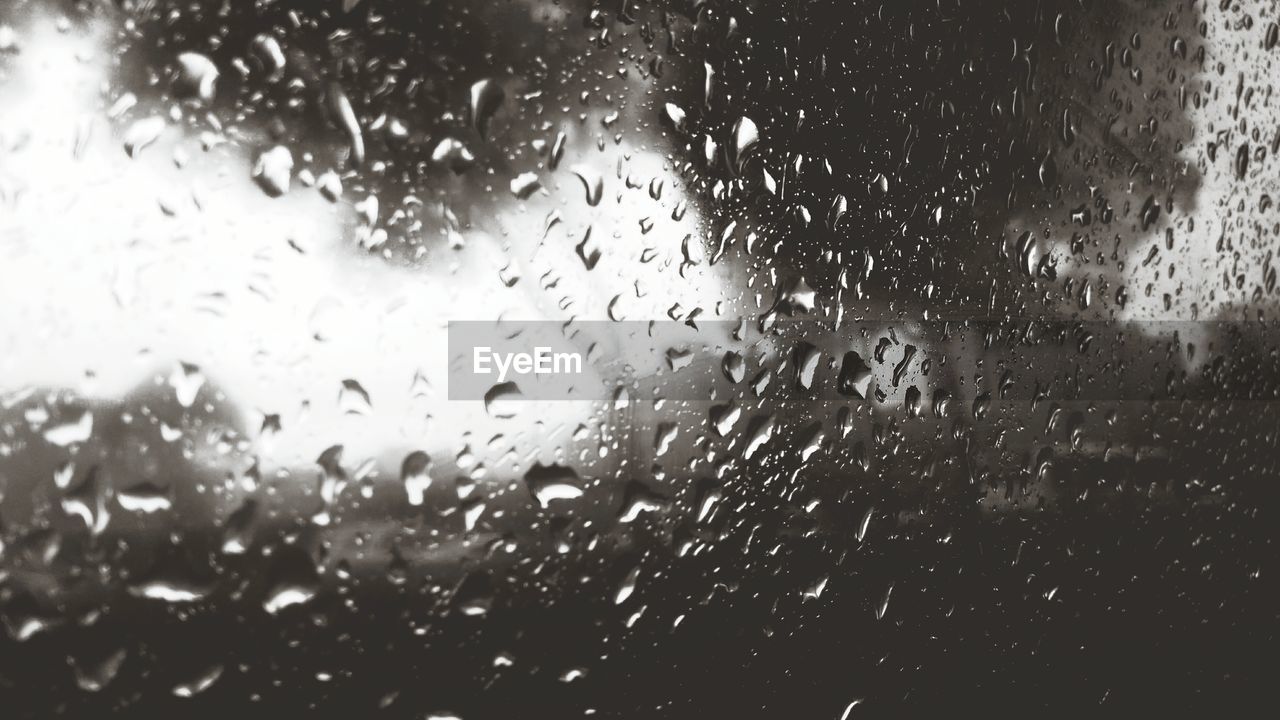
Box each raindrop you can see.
[169,361,204,407]
[128,578,211,603]
[709,400,741,437]
[262,550,321,615]
[327,82,365,167]
[794,342,821,390]
[118,482,171,514]
[252,145,293,197]
[402,451,433,506]
[857,506,873,542]
[662,102,688,134]
[722,351,746,383]
[263,583,317,615]
[62,468,110,535]
[876,583,894,620]
[742,413,776,460]
[483,382,523,418]
[250,34,285,81]
[469,78,505,138]
[338,379,372,415]
[1236,143,1250,180]
[44,411,93,446]
[174,52,218,103]
[510,172,541,199]
[802,575,828,601]
[571,164,604,206]
[654,423,678,456]
[172,664,224,698]
[431,137,475,173]
[221,498,258,555]
[730,116,759,171]
[73,648,127,693]
[317,170,342,202]
[123,116,165,158]
[524,463,584,508]
[837,350,872,399]
[614,566,640,604]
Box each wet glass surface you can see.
[0,0,1277,716]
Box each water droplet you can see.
[221,498,258,555]
[262,550,321,615]
[62,468,110,535]
[402,451,433,506]
[252,145,293,197]
[662,102,688,134]
[709,400,741,437]
[327,83,364,167]
[837,351,872,399]
[469,78,505,138]
[742,413,776,460]
[250,34,285,80]
[338,379,372,415]
[123,116,165,158]
[560,667,588,683]
[44,411,93,446]
[118,482,171,514]
[827,194,848,231]
[614,566,640,604]
[524,463,584,508]
[794,342,820,390]
[1235,143,1250,180]
[263,583,317,615]
[174,52,218,103]
[802,575,828,601]
[876,583,894,620]
[169,361,204,407]
[172,664,224,698]
[617,480,670,522]
[431,137,475,173]
[128,578,211,603]
[730,116,759,170]
[73,648,127,693]
[839,699,865,720]
[857,506,873,542]
[722,351,746,383]
[510,172,541,199]
[483,381,523,418]
[571,164,604,206]
[317,170,342,202]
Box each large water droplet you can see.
[174,52,218,103]
[401,450,433,506]
[524,463,584,508]
[123,116,165,158]
[252,145,293,197]
[730,116,759,170]
[483,381,523,418]
[571,164,604,206]
[469,78,505,138]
